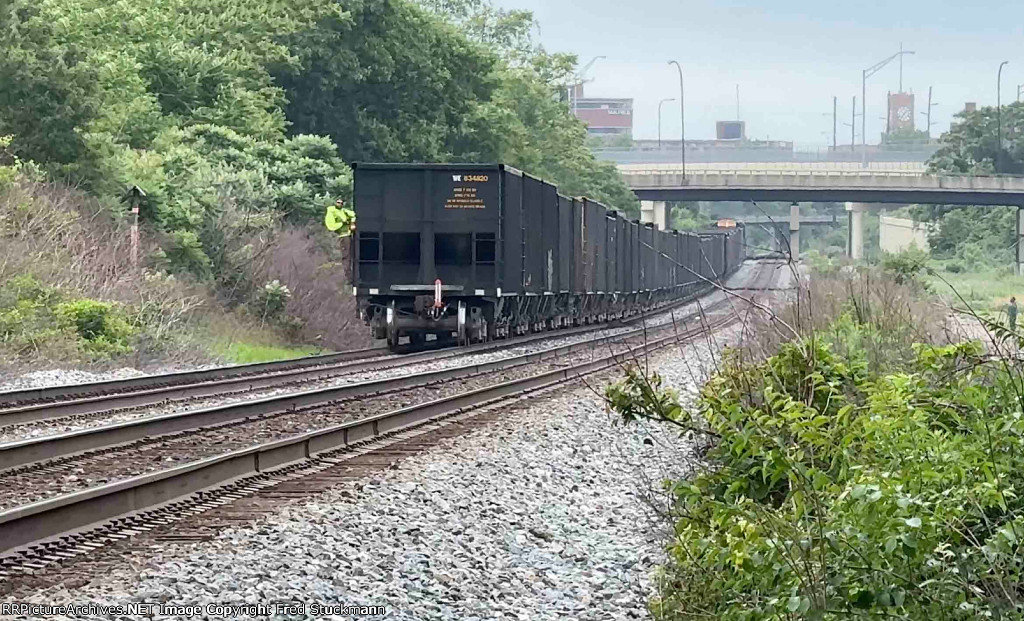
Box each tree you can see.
[420,0,639,216]
[0,0,101,168]
[911,103,1024,266]
[279,0,499,163]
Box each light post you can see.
[861,48,916,158]
[668,60,685,176]
[998,61,1009,173]
[657,97,676,150]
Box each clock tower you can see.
[888,92,915,132]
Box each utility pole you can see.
[998,61,1009,173]
[668,60,686,176]
[920,86,937,139]
[851,95,856,151]
[843,98,856,151]
[833,96,837,151]
[886,90,892,136]
[899,42,904,92]
[736,84,740,120]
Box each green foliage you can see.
[0,275,138,360]
[281,0,498,163]
[670,202,709,231]
[0,1,101,168]
[54,299,136,357]
[879,246,929,285]
[928,102,1024,175]
[914,102,1024,267]
[413,0,640,216]
[216,341,323,364]
[610,310,1024,618]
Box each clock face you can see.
[897,106,912,122]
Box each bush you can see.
[609,309,1024,618]
[880,246,929,284]
[54,299,136,358]
[945,262,964,273]
[256,279,291,323]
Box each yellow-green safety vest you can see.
[325,204,356,238]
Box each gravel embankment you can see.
[0,368,149,393]
[5,322,746,620]
[0,261,769,444]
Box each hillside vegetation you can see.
[0,0,637,369]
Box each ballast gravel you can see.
[0,368,149,393]
[7,326,744,620]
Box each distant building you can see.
[716,121,746,140]
[887,92,915,132]
[571,86,633,138]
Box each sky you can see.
[491,0,1024,148]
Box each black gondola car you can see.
[352,163,745,350]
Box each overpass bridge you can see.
[618,163,1024,272]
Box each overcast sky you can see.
[492,0,1024,148]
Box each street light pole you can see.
[658,97,676,150]
[998,61,1009,173]
[833,96,837,151]
[668,60,686,177]
[861,49,916,159]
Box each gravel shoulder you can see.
[3,322,745,620]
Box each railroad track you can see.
[0,309,740,581]
[0,278,747,433]
[0,260,777,580]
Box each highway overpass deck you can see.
[622,169,1024,206]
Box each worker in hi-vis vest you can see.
[325,199,356,238]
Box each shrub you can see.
[609,311,1024,619]
[880,246,929,285]
[257,279,291,323]
[54,299,136,358]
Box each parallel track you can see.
[0,260,776,578]
[0,307,741,574]
[0,281,734,428]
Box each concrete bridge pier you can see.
[789,202,800,259]
[846,202,869,260]
[640,201,668,231]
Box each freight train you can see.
[351,163,744,350]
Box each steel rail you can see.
[0,281,727,426]
[0,347,384,408]
[0,294,735,473]
[0,311,736,557]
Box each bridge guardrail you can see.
[619,169,1024,179]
